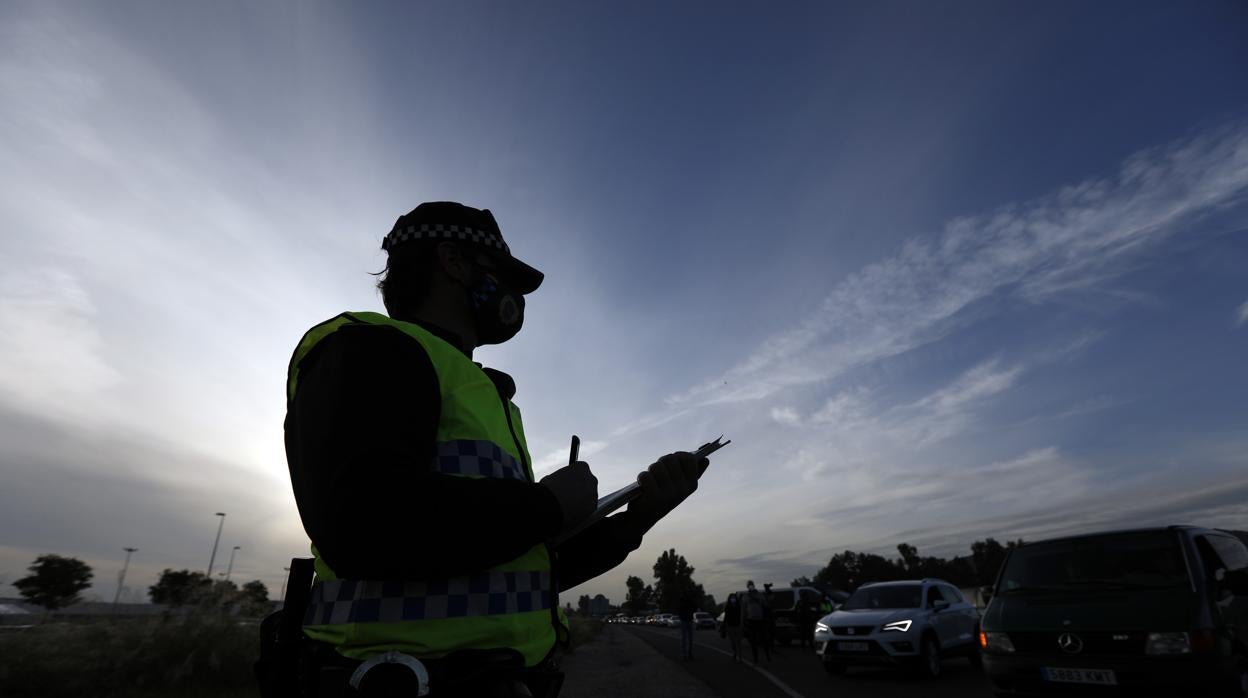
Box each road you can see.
[624,625,997,698]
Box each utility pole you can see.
[113,547,137,606]
[206,512,226,578]
[225,546,240,582]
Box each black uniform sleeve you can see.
[285,323,563,580]
[554,510,645,591]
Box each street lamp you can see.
[113,547,137,606]
[225,545,241,582]
[206,512,226,578]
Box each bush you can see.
[0,614,261,698]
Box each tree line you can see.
[8,553,271,618]
[611,538,1026,617]
[793,538,1025,592]
[617,548,716,616]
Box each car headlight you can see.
[881,620,912,633]
[980,631,1015,653]
[1146,632,1192,655]
[815,622,829,633]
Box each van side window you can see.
[1208,536,1248,572]
[1196,536,1232,577]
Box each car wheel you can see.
[918,635,942,679]
[824,659,846,675]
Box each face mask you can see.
[467,268,525,345]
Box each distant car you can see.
[815,578,981,679]
[660,613,680,627]
[694,611,717,630]
[981,526,1248,697]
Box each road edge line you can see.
[634,627,807,698]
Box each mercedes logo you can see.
[1057,633,1084,654]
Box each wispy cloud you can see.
[792,359,1025,480]
[891,474,1248,559]
[0,268,120,422]
[531,439,609,478]
[769,406,801,427]
[911,359,1022,413]
[1236,300,1248,327]
[670,125,1248,408]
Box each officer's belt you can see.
[305,570,553,625]
[305,643,564,698]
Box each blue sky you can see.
[0,1,1246,604]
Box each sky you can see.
[1,0,1246,606]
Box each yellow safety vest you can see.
[287,311,567,665]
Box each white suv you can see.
[814,579,980,678]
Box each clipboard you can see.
[550,436,730,546]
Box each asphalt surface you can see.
[625,625,998,698]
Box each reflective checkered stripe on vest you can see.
[287,311,566,666]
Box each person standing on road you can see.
[795,598,815,650]
[678,590,697,661]
[742,581,771,664]
[762,585,777,655]
[720,593,743,663]
[282,201,711,697]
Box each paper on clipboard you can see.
[550,436,730,546]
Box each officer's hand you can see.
[540,461,598,530]
[627,452,706,528]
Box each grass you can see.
[0,614,262,698]
[566,616,604,652]
[0,613,608,696]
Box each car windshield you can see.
[841,585,922,610]
[999,530,1191,593]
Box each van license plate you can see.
[836,642,868,652]
[1042,667,1117,685]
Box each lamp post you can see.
[225,545,240,582]
[113,547,137,606]
[206,512,226,578]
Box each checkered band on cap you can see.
[382,223,511,254]
[435,440,527,481]
[304,571,552,625]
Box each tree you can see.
[810,550,906,592]
[970,538,1024,587]
[652,548,702,613]
[624,575,652,615]
[700,593,717,613]
[897,543,921,573]
[239,580,271,616]
[577,594,591,617]
[14,554,93,616]
[149,569,212,606]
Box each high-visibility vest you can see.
[287,311,567,666]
